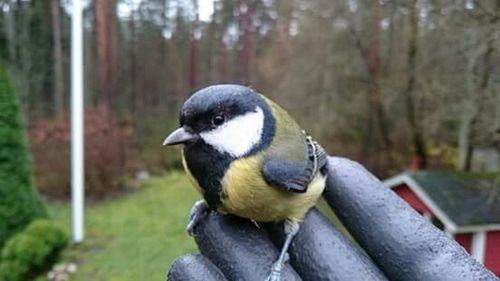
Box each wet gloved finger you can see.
[167,254,228,281]
[323,157,499,281]
[191,210,302,281]
[266,208,389,281]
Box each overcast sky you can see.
[62,0,215,22]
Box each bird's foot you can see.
[186,200,209,236]
[265,220,297,281]
[265,254,290,281]
[265,260,284,281]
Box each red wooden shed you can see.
[384,171,500,276]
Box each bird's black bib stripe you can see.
[183,142,232,209]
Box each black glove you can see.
[167,157,499,281]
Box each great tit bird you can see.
[164,84,328,281]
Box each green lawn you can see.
[46,172,199,281]
[43,172,348,280]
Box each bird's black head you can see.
[164,84,275,158]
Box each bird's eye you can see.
[212,114,225,126]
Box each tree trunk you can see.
[5,2,17,63]
[108,0,119,105]
[129,12,138,114]
[189,0,199,92]
[458,4,498,171]
[238,0,253,85]
[206,1,217,83]
[404,0,427,168]
[218,43,228,82]
[459,40,494,171]
[50,0,64,118]
[94,0,118,109]
[361,2,392,168]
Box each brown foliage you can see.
[28,108,135,199]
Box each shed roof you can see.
[385,171,500,232]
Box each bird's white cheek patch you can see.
[200,107,264,157]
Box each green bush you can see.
[0,65,46,248]
[0,220,68,281]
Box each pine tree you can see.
[0,65,46,249]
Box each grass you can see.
[45,172,199,281]
[41,171,351,280]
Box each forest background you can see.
[1,0,499,198]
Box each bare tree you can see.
[458,0,499,171]
[238,0,253,85]
[404,0,427,168]
[349,2,392,164]
[94,0,119,108]
[50,0,64,118]
[189,0,199,92]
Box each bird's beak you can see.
[163,126,198,146]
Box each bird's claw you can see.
[265,268,283,281]
[265,260,284,281]
[186,200,209,236]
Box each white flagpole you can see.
[71,0,84,243]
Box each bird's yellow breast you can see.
[218,154,326,222]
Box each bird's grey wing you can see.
[262,158,309,192]
[262,138,328,193]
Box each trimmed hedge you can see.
[0,65,47,248]
[0,220,68,281]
